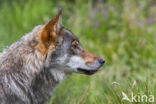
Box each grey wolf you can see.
[0,9,105,104]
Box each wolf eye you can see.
[72,44,78,48]
[72,40,79,49]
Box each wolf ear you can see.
[38,9,62,54]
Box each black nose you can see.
[98,57,105,64]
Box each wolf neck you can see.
[49,69,68,83]
[29,65,69,103]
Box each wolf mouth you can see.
[77,68,98,75]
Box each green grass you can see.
[0,0,156,104]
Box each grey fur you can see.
[0,22,104,104]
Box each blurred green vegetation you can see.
[0,0,156,104]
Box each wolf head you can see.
[36,9,105,75]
